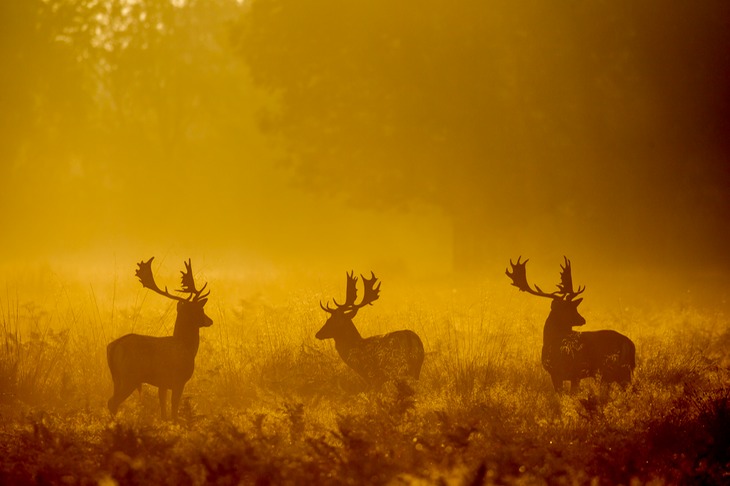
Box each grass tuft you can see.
[0,280,727,484]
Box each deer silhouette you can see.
[317,271,424,386]
[506,257,635,393]
[107,257,212,420]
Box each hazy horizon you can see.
[1,0,728,311]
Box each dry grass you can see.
[0,274,728,485]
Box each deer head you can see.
[316,271,380,340]
[506,256,586,328]
[136,257,212,328]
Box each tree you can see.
[0,0,91,172]
[0,0,262,257]
[236,0,726,269]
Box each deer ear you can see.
[573,298,583,306]
[198,298,208,307]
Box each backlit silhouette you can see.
[107,257,212,420]
[506,257,635,393]
[317,271,424,386]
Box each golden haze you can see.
[0,2,729,484]
[1,1,728,308]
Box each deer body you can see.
[542,309,635,392]
[507,257,635,393]
[108,334,197,391]
[317,272,425,386]
[319,323,424,384]
[107,258,212,420]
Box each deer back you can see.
[508,256,635,390]
[107,334,197,389]
[343,330,425,385]
[574,330,635,381]
[107,257,213,417]
[317,272,424,385]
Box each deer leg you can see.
[108,381,137,416]
[619,365,632,389]
[551,376,564,393]
[158,388,168,420]
[599,382,611,402]
[170,386,183,421]
[616,376,632,394]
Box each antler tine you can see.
[196,282,211,302]
[356,271,381,308]
[322,271,380,315]
[566,285,586,301]
[345,270,358,306]
[333,271,358,308]
[178,259,211,302]
[505,256,559,300]
[136,257,186,302]
[557,256,585,300]
[179,259,198,295]
[320,300,336,314]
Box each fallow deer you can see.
[317,272,424,386]
[107,257,212,420]
[506,257,635,393]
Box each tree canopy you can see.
[237,0,730,270]
[2,0,728,276]
[1,0,265,255]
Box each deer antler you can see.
[320,301,337,314]
[333,271,358,307]
[136,257,210,303]
[356,272,381,308]
[506,257,560,300]
[179,259,210,302]
[136,257,187,302]
[321,271,381,315]
[557,256,585,301]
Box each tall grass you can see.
[0,273,727,484]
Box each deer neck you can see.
[543,311,575,344]
[332,320,364,358]
[173,316,201,355]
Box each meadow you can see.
[0,267,728,485]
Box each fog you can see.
[1,0,728,308]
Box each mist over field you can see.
[2,0,729,294]
[1,1,729,484]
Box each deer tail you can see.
[107,340,120,385]
[623,338,637,381]
[627,339,636,370]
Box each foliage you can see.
[0,276,727,485]
[0,0,262,254]
[235,0,730,262]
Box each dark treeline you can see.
[236,0,730,273]
[1,0,729,283]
